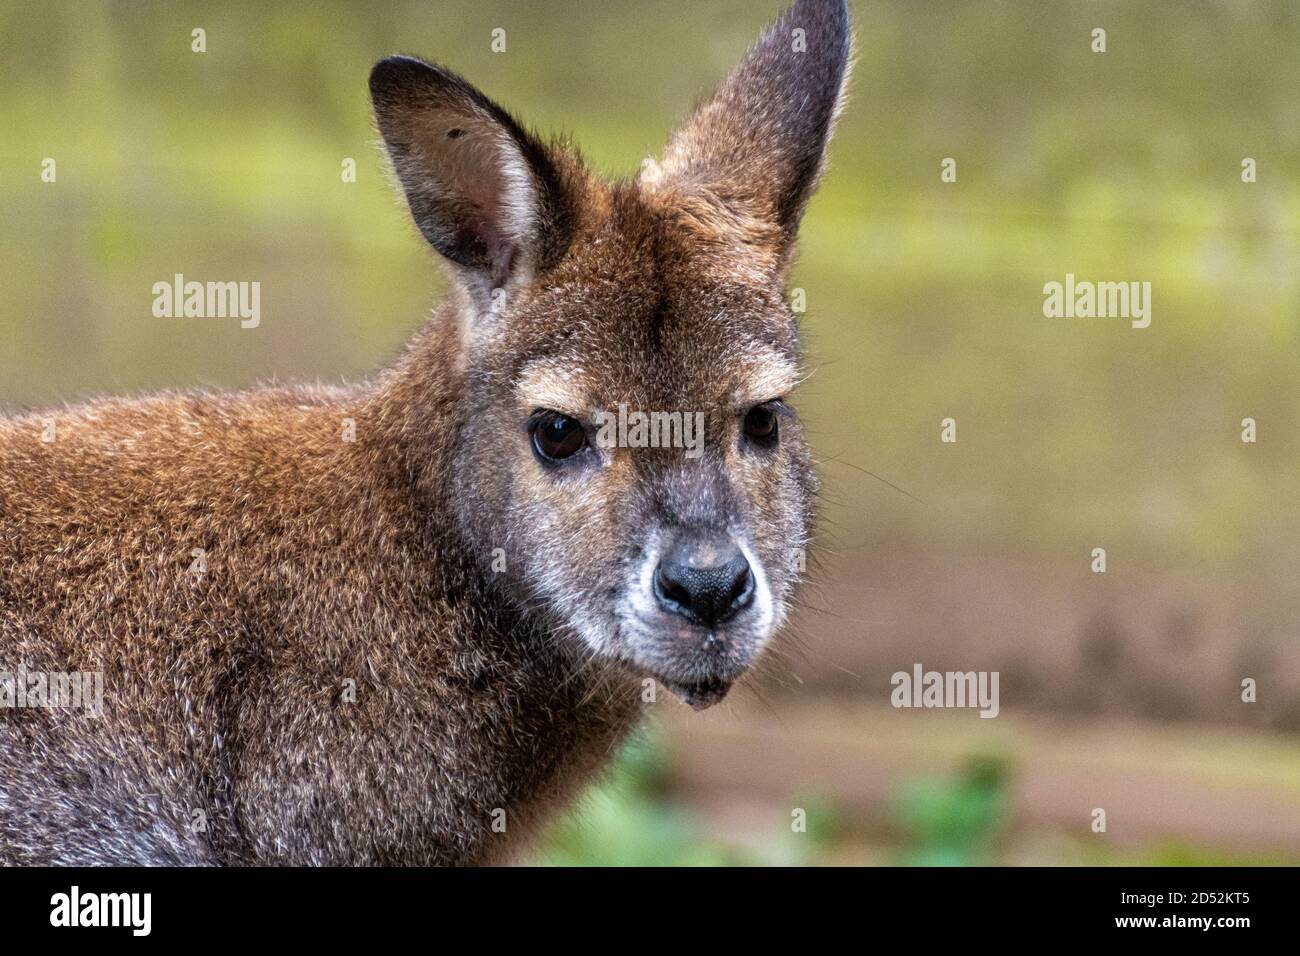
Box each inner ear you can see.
[393,104,536,285]
[370,56,577,294]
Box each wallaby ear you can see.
[646,0,851,246]
[370,56,577,301]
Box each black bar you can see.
[0,866,1280,941]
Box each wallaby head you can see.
[369,0,850,709]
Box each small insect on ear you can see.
[647,0,852,254]
[369,56,579,308]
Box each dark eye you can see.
[743,403,780,446]
[530,411,587,463]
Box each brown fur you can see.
[0,0,850,865]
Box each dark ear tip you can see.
[784,0,852,79]
[784,0,851,48]
[796,0,850,20]
[369,55,440,100]
[790,0,851,35]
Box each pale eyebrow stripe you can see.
[516,360,589,415]
[519,353,798,413]
[733,353,801,408]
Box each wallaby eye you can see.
[743,403,780,447]
[530,411,587,463]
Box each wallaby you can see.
[0,0,850,865]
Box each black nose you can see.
[654,534,755,628]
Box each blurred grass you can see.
[533,730,835,866]
[533,732,754,866]
[892,754,1011,866]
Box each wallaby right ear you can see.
[370,56,577,301]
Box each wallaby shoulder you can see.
[0,353,639,865]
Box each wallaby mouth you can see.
[660,676,732,710]
[617,534,775,711]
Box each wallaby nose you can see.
[654,534,755,628]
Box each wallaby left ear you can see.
[370,55,578,303]
[646,0,851,245]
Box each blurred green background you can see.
[2,0,1298,864]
